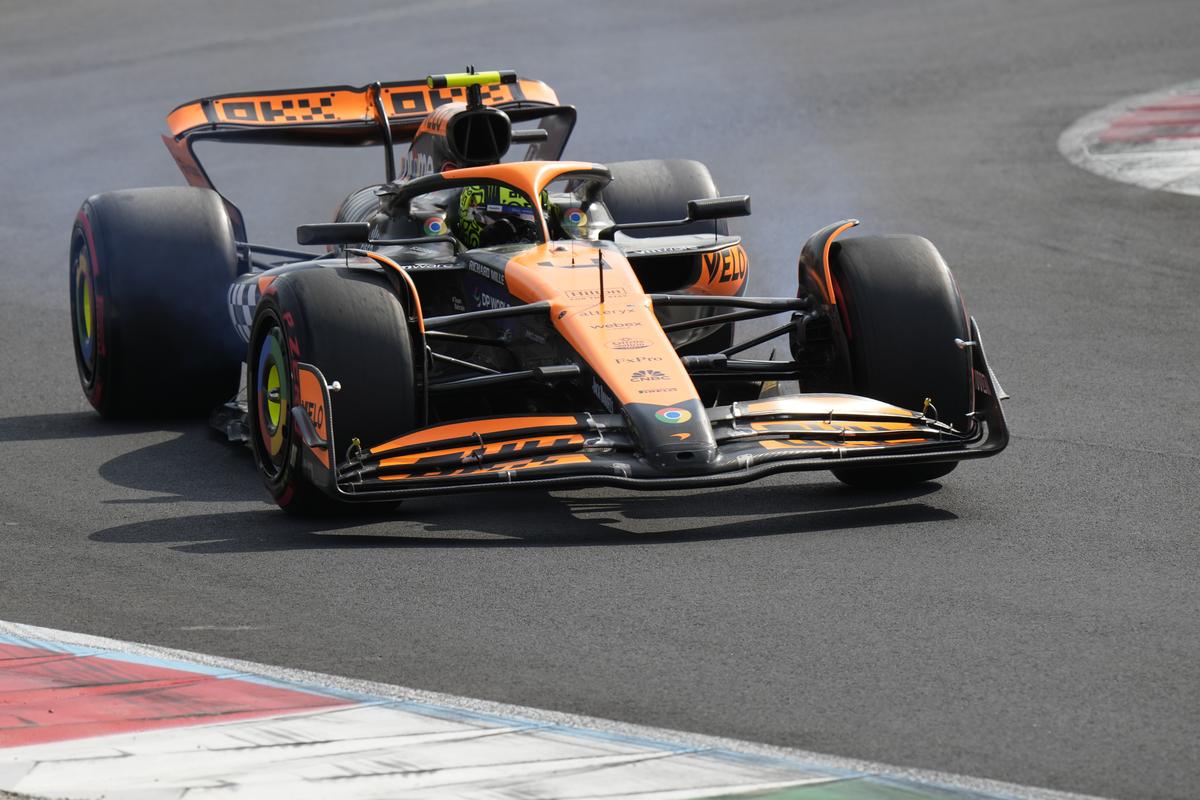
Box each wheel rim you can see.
[255,325,290,477]
[73,248,96,378]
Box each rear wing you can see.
[161,76,575,241]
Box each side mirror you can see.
[297,222,371,246]
[687,195,751,221]
[596,193,751,239]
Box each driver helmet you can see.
[448,184,549,248]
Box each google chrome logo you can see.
[655,407,692,424]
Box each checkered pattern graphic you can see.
[218,96,338,124]
[227,280,259,343]
[275,96,337,121]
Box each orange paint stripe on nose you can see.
[504,244,700,409]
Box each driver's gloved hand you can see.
[480,219,519,247]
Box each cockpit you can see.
[374,164,615,250]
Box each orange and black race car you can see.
[69,69,1008,513]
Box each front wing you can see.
[289,322,1008,500]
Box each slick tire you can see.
[69,187,242,418]
[826,235,973,487]
[603,159,734,353]
[601,159,729,238]
[247,267,417,515]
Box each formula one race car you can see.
[69,69,1008,513]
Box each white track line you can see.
[0,621,1100,800]
[1059,79,1200,195]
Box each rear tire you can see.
[247,267,417,515]
[69,187,242,418]
[825,235,972,487]
[603,159,734,354]
[601,159,729,238]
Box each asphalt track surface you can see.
[1,2,1198,798]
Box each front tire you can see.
[825,235,973,487]
[247,267,418,515]
[69,187,242,418]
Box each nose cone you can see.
[623,399,717,474]
[501,242,718,475]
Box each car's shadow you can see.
[37,412,960,554]
[0,411,158,442]
[0,411,264,503]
